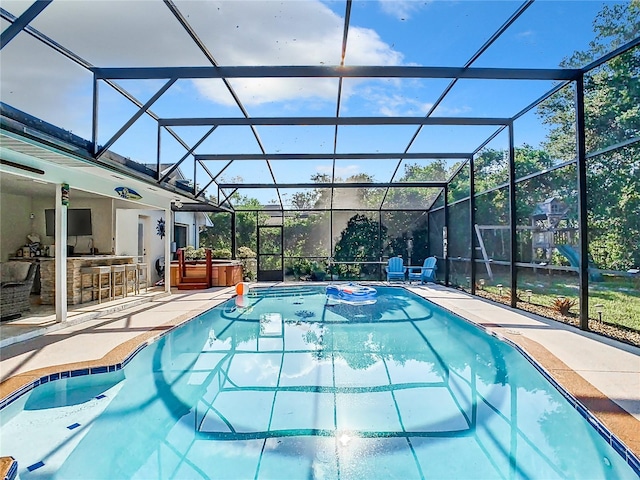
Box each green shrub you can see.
[211,248,232,259]
[238,246,256,258]
[183,246,206,260]
[292,259,313,278]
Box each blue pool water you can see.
[1,285,638,479]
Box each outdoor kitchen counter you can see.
[38,255,136,305]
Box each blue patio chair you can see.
[385,256,406,282]
[408,257,437,284]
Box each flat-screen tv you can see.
[45,208,93,236]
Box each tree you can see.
[283,211,330,259]
[333,214,387,278]
[200,192,267,257]
[332,173,384,209]
[473,145,568,224]
[536,0,640,269]
[385,159,459,209]
[287,190,319,210]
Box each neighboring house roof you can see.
[143,164,186,180]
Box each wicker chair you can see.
[1,261,37,320]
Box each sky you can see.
[0,0,621,206]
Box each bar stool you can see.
[124,264,138,296]
[136,263,149,292]
[111,264,126,299]
[80,266,112,304]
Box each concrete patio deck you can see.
[0,283,638,465]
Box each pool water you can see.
[1,285,638,479]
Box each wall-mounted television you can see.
[45,209,93,236]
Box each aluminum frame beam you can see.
[424,1,535,121]
[159,117,510,127]
[218,182,448,189]
[95,78,177,158]
[170,203,230,213]
[508,122,517,308]
[196,152,471,161]
[575,76,589,331]
[332,0,353,213]
[581,36,640,73]
[163,0,282,210]
[0,0,52,49]
[92,65,582,81]
[158,125,217,184]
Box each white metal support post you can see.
[55,184,68,322]
[164,208,171,293]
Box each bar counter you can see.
[38,255,136,305]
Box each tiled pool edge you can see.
[416,288,640,476]
[0,310,204,480]
[0,290,171,349]
[0,294,231,411]
[500,332,640,476]
[0,456,17,480]
[0,291,234,479]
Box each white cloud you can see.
[350,83,434,116]
[193,77,340,107]
[432,104,473,116]
[516,30,535,39]
[378,94,434,117]
[186,0,404,106]
[1,0,405,124]
[316,164,361,178]
[515,29,537,45]
[378,0,427,21]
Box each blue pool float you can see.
[326,283,377,305]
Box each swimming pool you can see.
[1,285,638,479]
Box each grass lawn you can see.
[479,272,640,332]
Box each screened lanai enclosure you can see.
[1,0,639,337]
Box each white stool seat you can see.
[111,264,126,299]
[136,263,149,292]
[124,264,138,296]
[81,266,112,304]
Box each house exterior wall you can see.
[41,197,114,255]
[0,191,32,262]
[174,211,206,248]
[115,208,159,284]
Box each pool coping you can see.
[1,283,639,477]
[0,456,16,480]
[0,291,234,479]
[409,285,640,475]
[473,320,639,473]
[0,295,231,408]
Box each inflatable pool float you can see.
[326,283,377,305]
